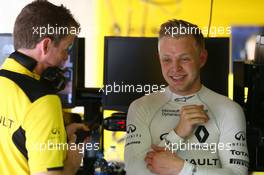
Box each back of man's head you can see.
[159,19,205,52]
[13,0,80,50]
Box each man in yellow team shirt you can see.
[0,0,87,175]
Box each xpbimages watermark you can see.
[164,140,232,154]
[163,24,231,37]
[34,141,99,154]
[99,82,166,95]
[32,24,81,37]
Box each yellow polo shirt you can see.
[0,58,67,175]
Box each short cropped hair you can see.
[13,0,80,50]
[159,19,205,51]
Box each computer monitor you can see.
[255,35,264,64]
[231,26,264,61]
[58,38,77,108]
[57,37,85,108]
[0,33,14,67]
[0,33,84,108]
[103,36,229,112]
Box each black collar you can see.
[9,51,37,72]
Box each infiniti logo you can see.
[127,124,136,134]
[160,133,169,140]
[174,95,194,102]
[51,128,60,135]
[235,131,246,141]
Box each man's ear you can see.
[199,49,208,68]
[34,37,52,63]
[40,37,52,55]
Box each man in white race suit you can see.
[124,19,249,175]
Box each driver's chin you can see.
[171,85,186,93]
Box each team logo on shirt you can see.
[51,128,60,135]
[230,150,249,157]
[160,133,169,140]
[127,124,136,134]
[174,95,194,102]
[161,109,180,117]
[229,158,249,167]
[195,126,209,143]
[0,116,14,129]
[186,158,219,166]
[235,131,246,141]
[48,127,61,140]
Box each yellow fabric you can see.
[2,58,40,80]
[0,58,67,175]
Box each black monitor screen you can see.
[57,37,85,108]
[202,37,229,96]
[103,37,229,112]
[58,40,77,108]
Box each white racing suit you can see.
[125,86,248,175]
